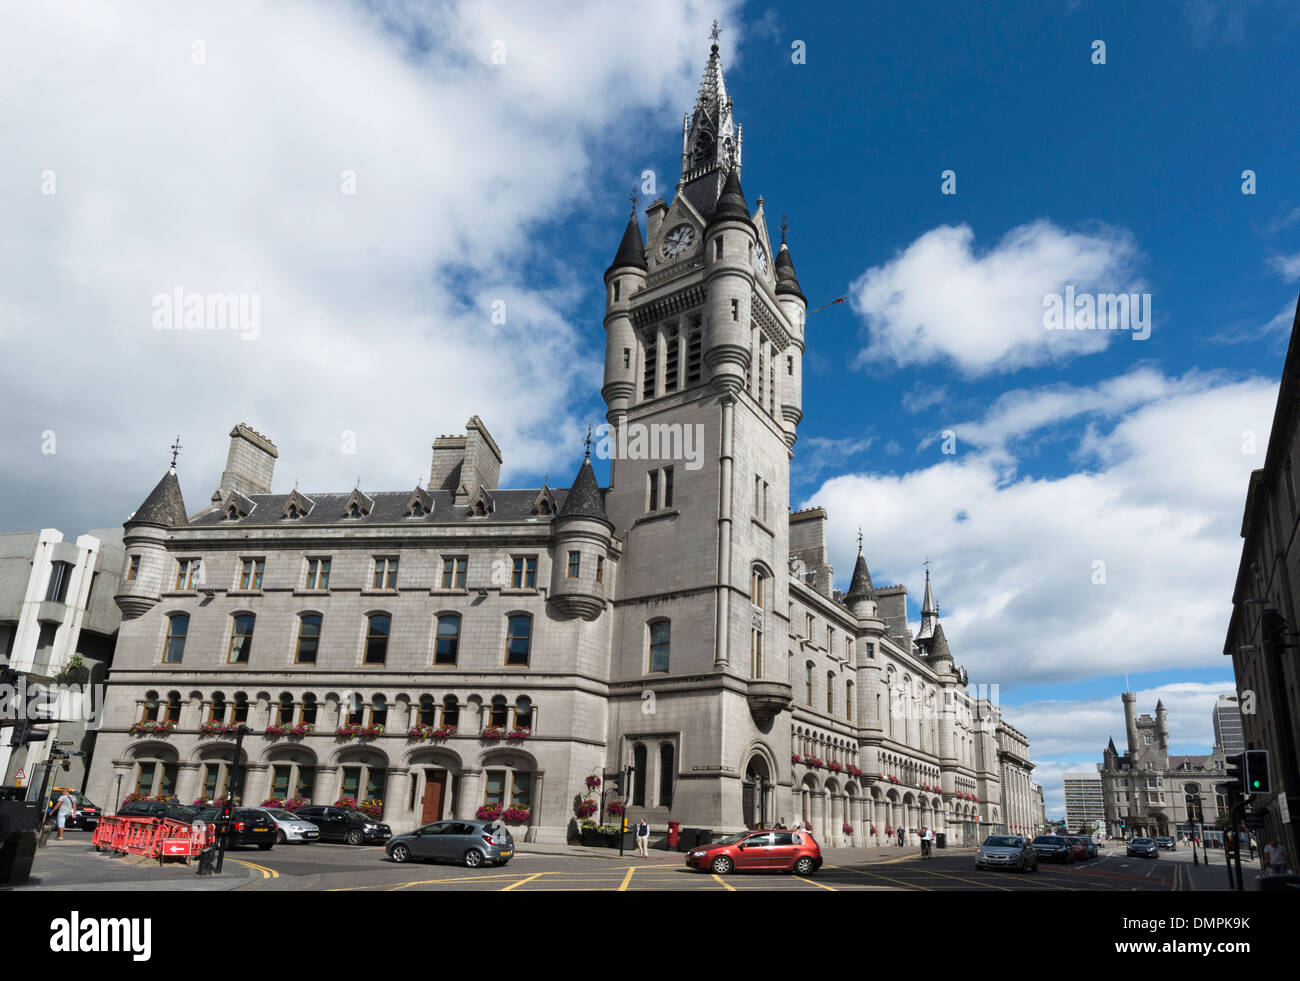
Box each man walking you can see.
[635,817,650,858]
[897,825,905,848]
[1264,839,1288,876]
[921,825,935,858]
[53,790,76,841]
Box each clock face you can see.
[661,224,697,259]
[752,242,769,275]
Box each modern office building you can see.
[1062,770,1105,832]
[1212,693,1245,756]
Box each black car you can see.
[116,800,200,822]
[1031,835,1076,864]
[293,805,392,845]
[1127,837,1160,859]
[194,806,276,849]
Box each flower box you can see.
[506,727,531,741]
[827,761,843,773]
[502,806,530,823]
[334,796,358,809]
[288,723,314,737]
[791,754,803,764]
[199,721,238,737]
[477,804,503,821]
[805,757,824,769]
[847,765,863,777]
[357,798,384,819]
[262,797,285,808]
[264,724,290,737]
[480,725,506,741]
[284,797,310,811]
[336,723,383,740]
[129,720,176,736]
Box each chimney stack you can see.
[429,416,502,506]
[218,423,277,498]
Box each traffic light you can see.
[1225,753,1244,789]
[7,719,49,748]
[613,772,625,796]
[1244,750,1271,795]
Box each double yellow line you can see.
[229,858,280,879]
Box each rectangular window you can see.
[663,466,674,508]
[126,555,141,582]
[228,615,255,663]
[506,615,532,666]
[730,300,738,321]
[750,628,763,678]
[158,764,178,798]
[485,771,506,808]
[613,279,621,302]
[511,772,533,808]
[650,620,670,672]
[202,764,221,801]
[295,615,321,664]
[665,326,679,391]
[163,614,189,664]
[648,470,659,511]
[372,558,398,589]
[365,769,385,802]
[787,355,793,375]
[595,556,604,584]
[364,615,390,665]
[510,556,537,589]
[687,319,702,384]
[135,761,156,795]
[806,613,815,639]
[643,334,657,400]
[239,558,265,590]
[306,558,331,590]
[272,766,292,800]
[715,237,723,260]
[341,767,361,801]
[441,557,468,589]
[175,559,199,590]
[435,615,460,665]
[567,551,580,578]
[45,562,73,603]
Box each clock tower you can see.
[600,35,808,825]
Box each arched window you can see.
[300,693,317,726]
[227,614,255,663]
[295,614,322,664]
[750,566,767,608]
[442,695,460,728]
[660,743,675,808]
[805,662,814,704]
[346,692,365,726]
[506,615,532,666]
[435,613,460,665]
[489,695,509,728]
[370,694,388,727]
[648,620,670,672]
[827,672,835,715]
[846,681,854,722]
[164,691,182,723]
[209,692,226,724]
[418,694,437,726]
[632,744,648,806]
[276,693,294,725]
[365,614,390,664]
[142,690,160,723]
[232,692,249,725]
[515,696,533,730]
[163,614,189,664]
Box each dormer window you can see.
[282,489,314,520]
[225,505,239,520]
[348,504,361,518]
[342,488,374,519]
[404,487,433,518]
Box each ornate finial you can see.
[543,473,548,487]
[629,185,639,219]
[780,213,789,244]
[857,526,863,553]
[169,436,182,469]
[710,19,722,44]
[584,424,592,458]
[293,477,300,490]
[923,555,931,576]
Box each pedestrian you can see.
[635,817,650,858]
[896,825,905,847]
[1264,840,1287,875]
[921,825,935,858]
[1247,835,1256,860]
[53,790,76,841]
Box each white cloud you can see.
[849,221,1143,376]
[1268,252,1300,281]
[0,0,739,530]
[901,383,948,414]
[800,371,1277,687]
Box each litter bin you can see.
[678,828,699,852]
[935,832,946,850]
[0,800,40,885]
[666,821,680,849]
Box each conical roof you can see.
[845,550,876,601]
[929,621,953,661]
[709,167,752,226]
[558,454,607,521]
[607,216,647,273]
[131,469,188,527]
[774,242,806,302]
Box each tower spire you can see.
[679,30,740,216]
[917,561,939,641]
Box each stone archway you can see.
[743,754,773,828]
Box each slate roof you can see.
[189,486,606,527]
[557,455,608,521]
[608,216,647,273]
[774,242,806,303]
[130,470,188,527]
[710,167,753,226]
[844,550,876,601]
[928,622,953,660]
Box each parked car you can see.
[246,806,320,844]
[975,834,1039,872]
[1031,835,1076,864]
[46,789,102,831]
[116,800,200,822]
[386,820,513,868]
[684,829,822,876]
[1127,837,1160,859]
[1066,836,1091,861]
[194,806,277,849]
[1155,836,1176,851]
[293,805,391,845]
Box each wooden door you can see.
[421,770,447,824]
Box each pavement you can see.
[2,833,255,891]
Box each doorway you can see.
[421,769,447,824]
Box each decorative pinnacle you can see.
[780,213,789,244]
[169,436,182,469]
[584,423,592,458]
[710,19,722,44]
[857,526,863,553]
[629,185,639,219]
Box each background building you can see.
[1062,770,1105,833]
[1100,693,1228,838]
[1031,783,1046,833]
[1224,297,1300,871]
[1212,694,1245,756]
[83,41,1037,845]
[0,527,123,794]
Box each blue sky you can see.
[5,1,1298,816]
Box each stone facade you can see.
[84,41,1035,846]
[1100,693,1230,838]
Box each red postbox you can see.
[667,821,681,848]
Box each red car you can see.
[1065,836,1090,861]
[685,829,822,876]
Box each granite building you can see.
[84,41,1035,845]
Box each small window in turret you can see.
[613,279,621,302]
[126,555,140,581]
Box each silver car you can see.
[975,834,1039,872]
[385,819,514,868]
[249,806,321,843]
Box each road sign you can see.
[162,839,191,856]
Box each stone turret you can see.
[774,236,806,449]
[547,451,613,621]
[602,214,648,421]
[703,168,756,398]
[116,463,188,620]
[1123,691,1140,757]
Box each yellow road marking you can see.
[794,875,837,891]
[229,859,279,879]
[501,872,545,891]
[820,865,933,891]
[618,866,636,891]
[711,874,736,891]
